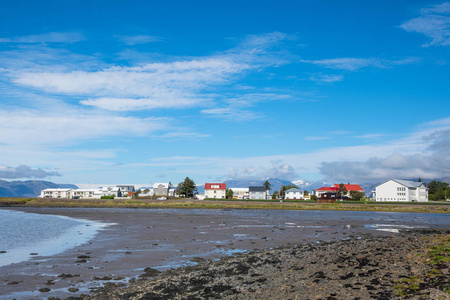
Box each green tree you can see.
[263,180,272,191]
[427,180,449,201]
[272,191,279,200]
[303,190,310,197]
[428,180,448,194]
[177,177,197,198]
[349,190,365,201]
[337,183,347,198]
[226,188,234,199]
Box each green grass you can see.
[395,234,450,297]
[0,197,449,213]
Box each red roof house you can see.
[333,183,364,192]
[205,183,226,190]
[204,183,226,199]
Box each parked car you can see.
[157,197,167,201]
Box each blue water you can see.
[0,209,108,267]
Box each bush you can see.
[101,195,115,199]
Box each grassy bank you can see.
[0,197,449,213]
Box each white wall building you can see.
[117,185,135,196]
[205,183,226,199]
[285,188,304,200]
[39,188,72,198]
[249,186,267,200]
[230,187,249,199]
[374,179,428,202]
[71,188,103,199]
[153,183,170,196]
[101,186,122,197]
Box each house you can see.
[117,185,135,197]
[153,183,170,196]
[374,179,428,202]
[312,186,338,197]
[101,186,122,197]
[313,183,364,198]
[204,183,226,199]
[69,188,100,199]
[317,192,338,203]
[333,183,364,196]
[230,187,249,199]
[39,188,72,198]
[249,186,267,200]
[285,188,304,200]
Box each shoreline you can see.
[0,207,448,299]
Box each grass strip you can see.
[0,198,449,213]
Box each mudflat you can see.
[0,207,448,299]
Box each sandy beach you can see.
[0,207,449,299]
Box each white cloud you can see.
[300,57,418,71]
[227,160,299,181]
[320,128,450,183]
[0,32,85,44]
[0,164,61,179]
[81,96,207,111]
[116,35,161,45]
[304,136,330,141]
[138,117,450,183]
[200,107,262,121]
[8,33,293,113]
[355,133,385,139]
[0,109,167,146]
[309,74,344,83]
[400,2,450,47]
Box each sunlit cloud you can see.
[9,33,294,113]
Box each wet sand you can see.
[0,207,448,299]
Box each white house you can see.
[70,188,102,199]
[230,187,249,199]
[117,185,135,196]
[249,186,267,200]
[39,188,72,198]
[285,188,304,200]
[101,186,122,197]
[153,183,171,196]
[374,179,428,202]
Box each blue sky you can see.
[0,0,449,186]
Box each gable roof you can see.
[286,188,302,192]
[315,186,338,191]
[374,179,426,189]
[391,179,425,188]
[205,183,226,190]
[249,186,266,192]
[153,183,170,189]
[333,183,364,191]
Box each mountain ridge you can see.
[0,180,78,198]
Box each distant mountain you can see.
[0,180,78,198]
[221,178,293,194]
